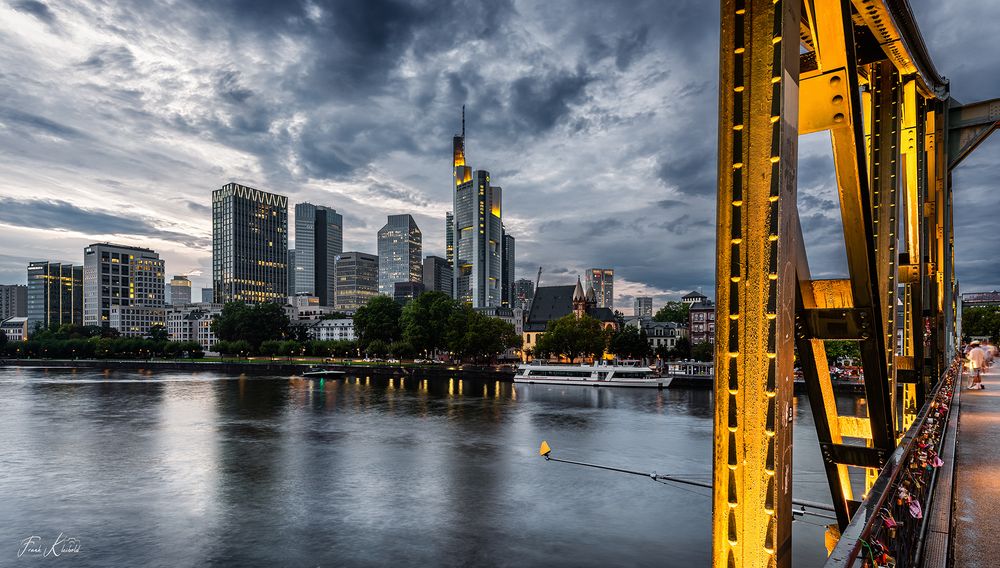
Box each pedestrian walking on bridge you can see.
[967,341,986,389]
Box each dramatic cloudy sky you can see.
[1,0,998,312]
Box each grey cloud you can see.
[0,198,209,249]
[11,0,55,25]
[0,107,84,139]
[78,45,135,70]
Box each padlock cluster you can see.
[857,358,960,568]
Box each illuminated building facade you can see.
[168,275,191,305]
[26,262,82,330]
[212,183,288,304]
[334,252,379,312]
[633,296,653,318]
[83,243,164,335]
[294,203,343,306]
[423,255,453,298]
[451,109,505,308]
[377,214,422,297]
[501,233,515,307]
[583,268,614,309]
[445,212,454,265]
[513,278,534,311]
[0,284,27,320]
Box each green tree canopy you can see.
[444,305,521,363]
[691,341,714,362]
[211,302,290,352]
[353,296,402,348]
[534,314,607,363]
[653,301,690,324]
[400,291,457,355]
[608,325,650,360]
[962,306,1000,342]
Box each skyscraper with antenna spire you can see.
[450,106,509,308]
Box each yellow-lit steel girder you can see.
[713,0,799,565]
[714,1,971,565]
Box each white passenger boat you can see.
[302,367,345,377]
[514,362,672,389]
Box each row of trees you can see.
[354,293,521,362]
[962,306,1000,342]
[0,324,203,359]
[207,293,522,362]
[530,313,714,363]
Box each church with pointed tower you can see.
[522,276,619,361]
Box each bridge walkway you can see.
[951,362,1000,566]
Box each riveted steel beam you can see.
[713,0,799,565]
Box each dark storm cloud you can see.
[0,198,209,248]
[11,0,55,25]
[0,107,84,139]
[78,45,135,70]
[509,67,593,133]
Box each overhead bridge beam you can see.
[948,98,1000,170]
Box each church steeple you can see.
[572,277,588,318]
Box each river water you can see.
[0,367,868,567]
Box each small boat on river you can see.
[301,367,346,378]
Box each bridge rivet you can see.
[832,95,843,105]
[833,113,845,123]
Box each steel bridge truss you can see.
[711,1,998,566]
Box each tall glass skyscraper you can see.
[294,203,343,306]
[445,212,454,265]
[584,268,614,309]
[334,252,379,312]
[501,232,515,307]
[452,109,505,308]
[26,262,83,330]
[212,183,288,304]
[377,214,422,297]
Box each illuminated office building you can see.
[584,268,614,309]
[168,275,192,305]
[83,243,164,335]
[334,252,379,312]
[377,214,422,297]
[294,203,343,306]
[26,262,82,330]
[451,108,505,308]
[212,183,288,304]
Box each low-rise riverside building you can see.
[625,318,688,351]
[308,318,355,342]
[1,317,29,342]
[688,300,716,345]
[165,303,222,351]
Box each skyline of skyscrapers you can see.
[212,183,288,304]
[584,268,614,310]
[26,262,82,330]
[83,243,165,335]
[294,203,343,306]
[377,214,422,297]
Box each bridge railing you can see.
[824,358,961,567]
